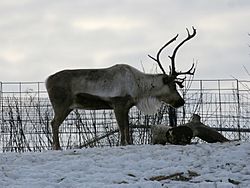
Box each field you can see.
[0,80,250,187]
[1,142,250,187]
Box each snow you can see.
[0,142,250,188]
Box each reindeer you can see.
[46,27,197,150]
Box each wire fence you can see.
[0,79,250,152]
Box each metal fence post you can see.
[0,82,3,152]
[0,82,2,145]
[236,79,241,140]
[218,80,223,132]
[199,80,203,119]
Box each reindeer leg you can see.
[51,108,71,150]
[114,106,131,145]
[51,118,60,150]
[123,109,131,145]
[124,115,131,145]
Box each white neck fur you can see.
[136,97,162,115]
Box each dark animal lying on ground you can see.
[166,126,193,145]
[152,114,229,145]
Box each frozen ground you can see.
[0,142,250,188]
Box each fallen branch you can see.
[184,114,229,143]
[165,114,229,145]
[80,129,119,148]
[149,170,200,182]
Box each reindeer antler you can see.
[169,27,196,78]
[148,34,179,74]
[148,27,197,88]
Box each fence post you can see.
[37,82,41,124]
[0,82,3,122]
[0,82,3,152]
[0,81,2,117]
[218,80,223,132]
[19,82,22,120]
[199,80,203,119]
[168,106,177,127]
[0,82,2,123]
[236,79,241,140]
[0,81,2,135]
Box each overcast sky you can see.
[0,0,250,82]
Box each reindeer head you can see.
[148,27,196,107]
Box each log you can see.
[185,114,229,143]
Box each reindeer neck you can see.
[137,73,163,96]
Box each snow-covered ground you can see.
[0,142,249,188]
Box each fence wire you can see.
[0,79,250,152]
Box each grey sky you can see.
[0,0,250,81]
